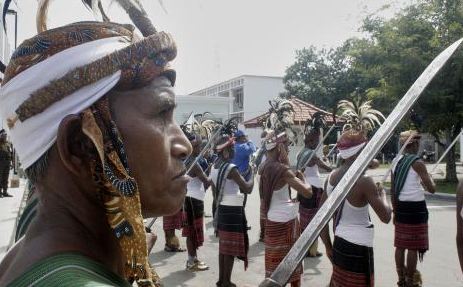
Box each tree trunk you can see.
[445,131,458,183]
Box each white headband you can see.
[0,37,129,168]
[338,142,366,159]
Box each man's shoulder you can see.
[5,253,131,287]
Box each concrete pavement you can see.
[149,183,462,287]
[0,162,460,286]
[0,177,26,261]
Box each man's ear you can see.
[56,114,93,177]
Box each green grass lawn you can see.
[434,180,458,194]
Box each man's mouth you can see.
[172,169,187,180]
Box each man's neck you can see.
[29,177,124,275]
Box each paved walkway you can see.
[0,178,26,261]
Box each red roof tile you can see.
[244,97,343,128]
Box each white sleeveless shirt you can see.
[392,155,425,202]
[267,185,299,222]
[303,164,322,188]
[326,174,374,247]
[210,167,244,206]
[186,176,205,201]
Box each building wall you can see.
[242,76,285,121]
[174,95,231,123]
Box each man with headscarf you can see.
[260,131,312,287]
[391,130,435,287]
[0,2,192,286]
[320,130,391,287]
[0,129,12,197]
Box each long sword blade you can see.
[297,125,336,171]
[259,38,463,287]
[430,129,463,173]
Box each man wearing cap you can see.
[391,130,436,287]
[233,130,257,181]
[0,2,192,286]
[0,129,12,197]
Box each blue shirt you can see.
[233,141,257,174]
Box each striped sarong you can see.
[331,236,374,287]
[182,197,204,249]
[394,200,428,259]
[163,209,184,231]
[298,186,322,230]
[265,218,302,285]
[218,205,249,269]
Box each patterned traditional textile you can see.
[394,201,429,259]
[298,186,322,230]
[392,154,428,260]
[182,196,205,249]
[264,218,302,285]
[217,205,249,269]
[391,154,420,203]
[296,147,314,171]
[163,209,185,231]
[259,161,289,217]
[7,253,131,287]
[331,236,374,287]
[260,197,266,239]
[0,143,11,189]
[212,161,236,230]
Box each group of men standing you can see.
[150,123,436,287]
[0,1,451,286]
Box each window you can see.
[234,88,243,109]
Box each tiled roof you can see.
[243,97,342,128]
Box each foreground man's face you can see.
[110,76,192,217]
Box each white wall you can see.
[242,76,285,121]
[175,95,231,123]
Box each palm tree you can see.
[338,99,385,133]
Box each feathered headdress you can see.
[338,99,385,133]
[304,111,326,137]
[263,97,297,144]
[180,112,221,143]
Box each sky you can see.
[5,0,415,95]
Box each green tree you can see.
[355,0,463,182]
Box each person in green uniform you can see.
[0,1,191,286]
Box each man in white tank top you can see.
[392,130,435,287]
[456,182,463,275]
[296,127,332,257]
[320,130,391,287]
[183,134,212,272]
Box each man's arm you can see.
[457,182,463,273]
[319,190,333,261]
[312,157,332,172]
[228,167,254,194]
[284,170,312,198]
[191,164,212,189]
[363,177,391,224]
[412,160,436,194]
